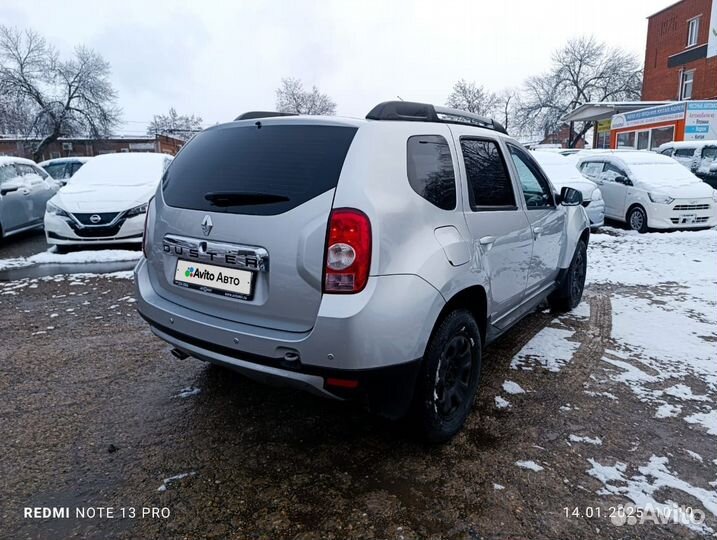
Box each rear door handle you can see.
[479,235,496,246]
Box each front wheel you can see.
[412,309,482,443]
[549,239,587,313]
[627,206,648,233]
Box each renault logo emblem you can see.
[201,215,213,236]
[90,214,101,224]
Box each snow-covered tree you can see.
[516,36,642,146]
[147,107,203,140]
[0,26,120,161]
[275,77,336,115]
[446,79,499,117]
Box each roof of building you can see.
[646,0,685,19]
[561,101,672,123]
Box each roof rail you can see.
[366,101,507,134]
[234,111,298,121]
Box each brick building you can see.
[539,124,587,148]
[642,0,717,101]
[0,134,184,161]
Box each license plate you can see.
[174,259,254,300]
[680,214,696,224]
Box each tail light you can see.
[142,197,154,258]
[324,208,371,293]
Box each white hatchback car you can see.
[578,151,717,232]
[44,153,172,247]
[532,150,604,229]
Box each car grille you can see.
[670,216,710,224]
[72,212,120,225]
[673,204,710,211]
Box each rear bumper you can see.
[134,257,443,411]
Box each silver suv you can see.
[135,101,590,442]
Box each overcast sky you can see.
[2,0,675,135]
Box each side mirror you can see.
[559,186,583,206]
[615,175,633,186]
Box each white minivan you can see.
[657,140,717,189]
[578,151,717,232]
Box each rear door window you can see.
[460,138,516,209]
[674,148,695,158]
[406,135,456,210]
[581,162,604,179]
[162,124,357,216]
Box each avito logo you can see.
[184,267,216,280]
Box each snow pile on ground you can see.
[586,227,716,287]
[502,381,526,395]
[494,396,510,409]
[510,327,580,372]
[0,249,141,270]
[587,455,717,534]
[515,460,543,472]
[568,434,602,445]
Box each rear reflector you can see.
[325,377,360,389]
[324,208,371,294]
[142,197,154,258]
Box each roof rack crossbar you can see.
[234,111,298,121]
[365,101,507,134]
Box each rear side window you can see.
[674,148,695,158]
[460,139,516,209]
[406,135,456,210]
[162,124,357,215]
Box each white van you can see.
[657,140,717,188]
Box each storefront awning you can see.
[561,101,672,123]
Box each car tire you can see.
[549,239,587,313]
[627,205,649,233]
[412,309,482,443]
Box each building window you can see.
[616,131,636,149]
[649,126,675,150]
[680,70,694,100]
[686,16,700,47]
[637,130,650,150]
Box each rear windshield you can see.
[162,124,357,215]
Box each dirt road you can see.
[1,270,713,539]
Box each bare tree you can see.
[446,79,499,116]
[147,107,203,140]
[275,77,336,115]
[495,88,520,133]
[516,36,642,147]
[0,26,120,161]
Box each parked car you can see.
[135,102,590,442]
[532,150,604,229]
[0,157,58,240]
[657,140,717,189]
[39,157,89,185]
[44,152,172,248]
[578,150,717,232]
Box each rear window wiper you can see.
[204,191,290,206]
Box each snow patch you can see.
[502,381,526,395]
[157,471,196,492]
[494,396,511,409]
[568,434,602,445]
[510,327,579,372]
[515,460,543,472]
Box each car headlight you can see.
[125,202,148,217]
[591,189,602,201]
[46,201,70,217]
[648,192,675,204]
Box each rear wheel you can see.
[412,309,481,443]
[627,205,648,233]
[549,239,587,313]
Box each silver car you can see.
[0,157,57,240]
[136,102,590,441]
